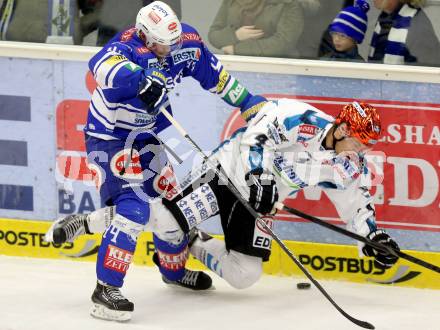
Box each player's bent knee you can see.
[149,201,185,245]
[225,251,263,289]
[114,195,150,225]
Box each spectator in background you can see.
[208,0,304,58]
[369,0,440,66]
[92,0,181,46]
[317,0,355,57]
[0,0,96,44]
[321,0,370,62]
[297,0,353,59]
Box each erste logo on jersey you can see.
[172,47,201,65]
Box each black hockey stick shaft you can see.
[160,107,375,330]
[279,203,440,274]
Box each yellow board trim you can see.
[1,218,438,289]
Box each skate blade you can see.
[44,223,56,242]
[44,216,65,242]
[90,303,132,322]
[163,281,216,291]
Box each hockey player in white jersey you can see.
[47,96,399,291]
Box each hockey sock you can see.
[153,233,189,281]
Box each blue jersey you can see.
[85,23,252,141]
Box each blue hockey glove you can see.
[362,229,399,269]
[246,169,278,214]
[138,68,168,113]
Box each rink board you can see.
[1,218,439,290]
[0,55,439,253]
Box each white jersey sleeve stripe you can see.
[92,52,115,76]
[106,60,130,88]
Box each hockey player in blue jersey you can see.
[62,1,256,321]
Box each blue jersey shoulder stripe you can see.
[283,114,302,131]
[301,110,332,129]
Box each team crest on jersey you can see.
[267,118,288,145]
[172,48,201,65]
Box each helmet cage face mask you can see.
[335,101,381,147]
[136,1,183,53]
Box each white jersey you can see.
[213,98,377,240]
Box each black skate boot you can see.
[45,214,91,244]
[90,281,134,322]
[153,252,213,290]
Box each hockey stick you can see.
[160,106,375,330]
[276,203,440,274]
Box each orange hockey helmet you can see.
[335,101,381,146]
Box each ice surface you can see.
[1,256,438,330]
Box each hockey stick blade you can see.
[160,106,375,329]
[279,204,440,274]
[256,218,375,329]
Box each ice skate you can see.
[153,252,213,290]
[90,281,134,322]
[45,214,90,244]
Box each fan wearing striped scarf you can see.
[369,0,440,66]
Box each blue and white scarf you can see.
[46,0,76,44]
[0,0,15,40]
[369,4,419,64]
